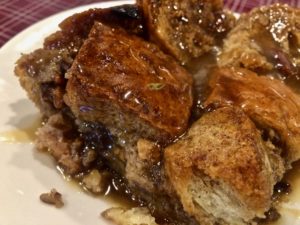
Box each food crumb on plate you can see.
[39,188,64,208]
[101,207,158,225]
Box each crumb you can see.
[137,139,160,163]
[39,188,64,208]
[101,207,158,225]
[82,169,110,194]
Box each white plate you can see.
[1,1,300,225]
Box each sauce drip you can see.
[103,177,140,208]
[186,50,219,121]
[270,162,300,224]
[0,117,41,143]
[58,166,139,208]
[252,28,300,95]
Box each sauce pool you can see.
[0,117,41,143]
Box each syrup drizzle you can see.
[0,117,41,143]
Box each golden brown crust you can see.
[205,67,300,164]
[137,0,235,64]
[165,107,279,224]
[65,22,193,141]
[14,49,73,117]
[59,5,144,36]
[44,5,145,51]
[219,4,300,79]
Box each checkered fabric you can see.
[0,0,108,47]
[0,0,298,47]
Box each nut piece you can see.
[82,169,110,194]
[137,139,161,163]
[39,188,64,208]
[102,207,158,225]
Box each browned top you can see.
[58,5,145,38]
[44,5,145,52]
[65,22,193,139]
[138,0,235,64]
[165,107,273,217]
[219,4,300,79]
[206,67,300,163]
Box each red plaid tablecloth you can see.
[0,0,297,47]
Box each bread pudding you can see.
[14,1,300,225]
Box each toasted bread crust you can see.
[165,107,282,224]
[206,67,300,164]
[44,5,145,52]
[14,49,73,117]
[138,0,235,64]
[219,4,300,79]
[65,22,193,141]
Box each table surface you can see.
[0,0,297,47]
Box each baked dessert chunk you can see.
[44,4,145,53]
[65,21,193,142]
[205,67,300,165]
[218,4,300,80]
[137,0,235,64]
[15,5,145,118]
[15,49,73,117]
[13,2,300,225]
[165,106,285,225]
[36,112,87,175]
[15,5,195,224]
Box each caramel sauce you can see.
[0,117,41,143]
[187,50,219,121]
[103,180,138,208]
[268,162,300,224]
[284,162,300,191]
[252,29,300,95]
[56,166,137,208]
[280,161,300,204]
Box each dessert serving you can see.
[13,0,300,225]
